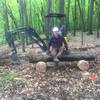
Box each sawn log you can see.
[27,51,96,63]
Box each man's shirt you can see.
[47,35,68,49]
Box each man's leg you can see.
[49,47,60,62]
[56,47,64,58]
[50,47,57,57]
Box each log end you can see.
[35,61,47,73]
[77,60,89,71]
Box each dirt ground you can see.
[0,34,100,100]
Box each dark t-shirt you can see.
[47,35,68,49]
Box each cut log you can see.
[0,54,11,65]
[35,61,47,73]
[0,59,11,66]
[77,60,89,71]
[0,50,11,65]
[27,51,96,63]
[0,49,10,59]
[0,49,20,65]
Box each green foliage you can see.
[0,69,15,90]
[0,0,99,45]
[0,34,6,45]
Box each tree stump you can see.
[77,60,89,71]
[35,61,47,73]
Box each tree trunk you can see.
[23,0,29,45]
[96,0,100,38]
[87,0,90,31]
[46,0,52,39]
[73,0,77,36]
[29,0,32,27]
[17,0,26,52]
[59,0,64,27]
[82,0,86,31]
[66,0,70,33]
[27,51,96,63]
[88,0,94,34]
[77,0,85,45]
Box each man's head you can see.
[52,27,61,37]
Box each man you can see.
[47,27,68,62]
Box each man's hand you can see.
[66,49,70,54]
[46,50,51,55]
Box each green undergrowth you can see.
[0,68,15,90]
[0,68,26,94]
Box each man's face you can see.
[53,31,59,38]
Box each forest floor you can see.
[0,34,100,100]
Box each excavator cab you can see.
[45,13,66,38]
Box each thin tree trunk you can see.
[17,0,25,52]
[29,0,32,27]
[41,4,45,33]
[88,0,94,34]
[23,0,29,45]
[96,0,100,38]
[77,0,85,45]
[82,0,86,31]
[87,0,90,31]
[17,0,29,51]
[66,0,70,33]
[46,0,52,39]
[59,0,64,27]
[29,0,34,47]
[73,0,77,36]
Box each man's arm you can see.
[63,37,68,50]
[46,37,52,54]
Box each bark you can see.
[46,0,52,39]
[17,0,26,52]
[88,0,94,34]
[96,0,100,38]
[23,0,29,45]
[66,0,70,33]
[59,0,64,27]
[77,0,85,45]
[73,0,77,36]
[27,51,96,63]
[29,0,32,27]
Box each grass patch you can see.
[0,69,15,90]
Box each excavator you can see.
[5,26,49,64]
